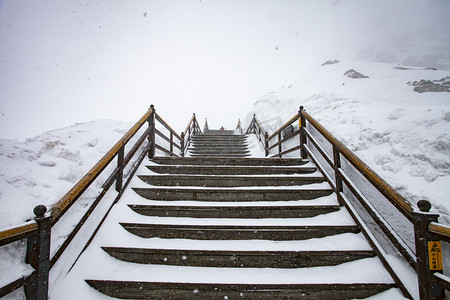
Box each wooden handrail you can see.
[184,114,196,136]
[155,112,182,141]
[301,110,415,220]
[0,221,38,246]
[429,222,450,242]
[254,117,265,134]
[246,106,447,298]
[0,105,205,298]
[49,108,153,222]
[267,112,300,141]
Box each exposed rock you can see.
[394,66,437,71]
[407,77,450,93]
[321,60,339,66]
[344,69,369,79]
[394,66,412,70]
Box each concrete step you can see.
[132,187,333,201]
[191,138,248,143]
[146,165,316,175]
[120,223,360,240]
[203,130,236,135]
[128,204,340,218]
[193,133,247,138]
[85,281,396,299]
[189,153,251,158]
[189,144,249,149]
[151,156,307,166]
[101,247,376,268]
[137,175,325,187]
[191,141,248,145]
[188,149,250,154]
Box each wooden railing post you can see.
[148,105,156,159]
[115,146,124,192]
[25,205,51,300]
[170,132,174,156]
[264,132,269,157]
[332,145,344,206]
[180,132,185,157]
[413,200,445,300]
[299,106,307,159]
[278,132,282,157]
[192,113,197,134]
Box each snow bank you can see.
[245,60,450,223]
[0,120,134,229]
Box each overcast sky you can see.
[1,0,449,140]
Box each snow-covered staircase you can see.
[62,132,398,299]
[187,130,250,157]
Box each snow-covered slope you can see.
[0,120,133,229]
[245,60,450,223]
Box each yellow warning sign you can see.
[428,241,443,271]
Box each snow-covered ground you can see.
[0,59,448,299]
[0,0,449,297]
[245,59,450,224]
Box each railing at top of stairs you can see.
[0,104,202,299]
[246,106,450,300]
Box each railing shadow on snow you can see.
[246,106,450,300]
[0,104,202,299]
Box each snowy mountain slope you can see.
[0,120,134,229]
[245,60,450,223]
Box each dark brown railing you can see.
[0,105,198,299]
[181,113,202,156]
[235,119,243,134]
[246,114,269,156]
[247,106,450,300]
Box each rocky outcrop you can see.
[407,77,450,93]
[344,69,369,79]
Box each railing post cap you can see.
[417,200,432,212]
[33,205,47,218]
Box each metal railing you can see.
[246,106,450,300]
[0,105,199,299]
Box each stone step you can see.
[128,204,340,218]
[137,175,325,187]
[101,247,376,268]
[188,149,251,154]
[203,130,236,135]
[86,281,396,299]
[147,165,316,175]
[120,223,360,240]
[192,137,247,141]
[189,153,251,158]
[193,134,247,138]
[132,187,333,201]
[191,141,248,146]
[189,144,249,149]
[151,156,307,166]
[192,139,247,143]
[190,138,248,143]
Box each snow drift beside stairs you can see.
[0,119,134,229]
[245,60,450,224]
